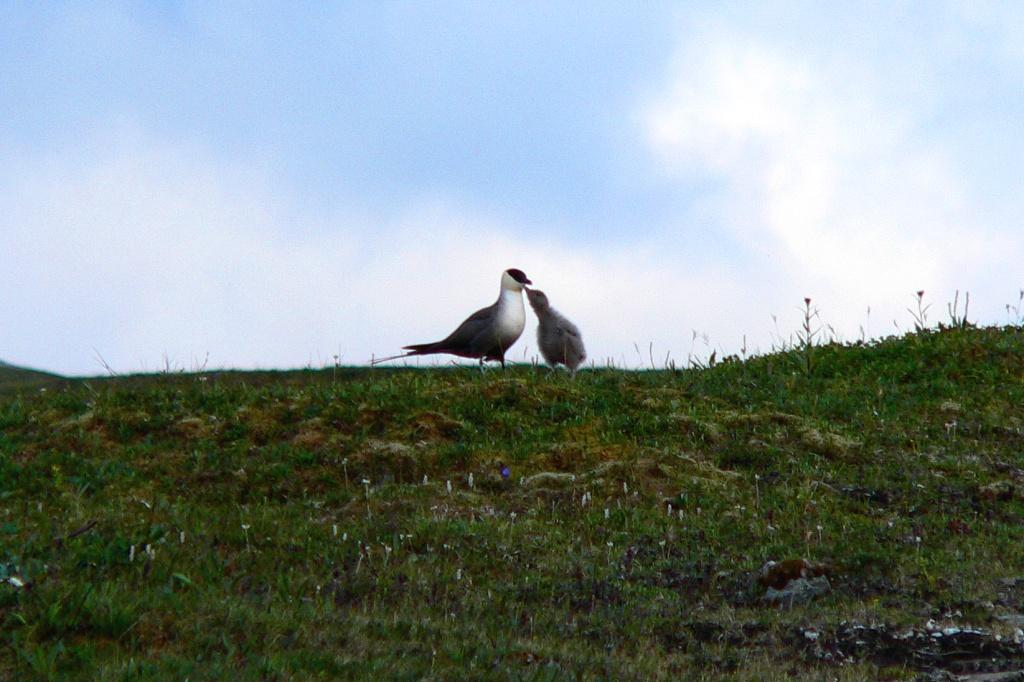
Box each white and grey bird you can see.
[372,268,532,368]
[525,288,586,375]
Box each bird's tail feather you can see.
[369,352,413,366]
[370,342,444,365]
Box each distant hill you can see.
[0,360,64,393]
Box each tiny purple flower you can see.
[500,464,510,480]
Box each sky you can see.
[2,1,1023,376]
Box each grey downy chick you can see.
[372,268,532,368]
[525,288,586,375]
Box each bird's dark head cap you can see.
[505,268,532,285]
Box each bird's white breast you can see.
[494,288,526,342]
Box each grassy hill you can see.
[2,326,1024,680]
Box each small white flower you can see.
[179,531,185,544]
[332,524,338,537]
[468,473,474,489]
[423,475,428,485]
[604,508,609,519]
[446,480,452,494]
[129,545,136,562]
[8,576,24,588]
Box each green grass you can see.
[2,326,1024,679]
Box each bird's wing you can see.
[555,316,586,362]
[554,313,582,339]
[431,303,497,351]
[570,330,586,360]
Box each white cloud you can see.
[1,127,366,374]
[642,27,1023,336]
